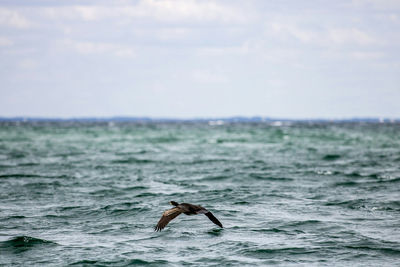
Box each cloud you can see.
[192,69,228,83]
[197,42,251,56]
[0,36,13,46]
[42,0,247,23]
[155,27,188,40]
[62,39,135,58]
[18,59,37,69]
[328,28,377,45]
[0,8,31,28]
[269,22,378,46]
[351,0,400,10]
[350,51,385,60]
[138,0,246,23]
[270,23,318,43]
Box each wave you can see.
[281,220,322,228]
[134,192,159,198]
[24,181,62,188]
[316,170,383,179]
[111,157,155,164]
[0,215,27,223]
[233,201,250,205]
[70,259,168,265]
[102,202,150,213]
[0,174,42,179]
[57,205,84,212]
[241,247,316,258]
[215,138,248,143]
[252,228,288,234]
[87,185,148,196]
[344,245,400,255]
[0,173,70,179]
[333,176,400,187]
[0,162,39,168]
[323,199,400,211]
[207,228,224,236]
[121,185,149,191]
[333,181,359,187]
[322,154,341,161]
[0,236,57,252]
[7,151,27,159]
[115,150,149,156]
[58,203,150,218]
[324,199,368,210]
[343,172,379,178]
[340,237,400,255]
[181,158,231,165]
[145,136,180,143]
[376,177,400,184]
[375,200,400,211]
[200,175,231,181]
[249,173,293,181]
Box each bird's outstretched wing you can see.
[154,207,182,231]
[205,211,223,228]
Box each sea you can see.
[0,120,399,266]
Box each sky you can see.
[0,0,399,119]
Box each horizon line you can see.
[0,116,398,123]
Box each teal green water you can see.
[1,122,399,266]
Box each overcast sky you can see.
[0,0,399,119]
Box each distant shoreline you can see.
[0,116,398,123]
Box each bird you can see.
[154,201,223,231]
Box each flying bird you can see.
[154,201,223,231]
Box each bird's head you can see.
[170,201,179,206]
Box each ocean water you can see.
[0,121,399,266]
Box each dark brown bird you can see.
[154,201,223,231]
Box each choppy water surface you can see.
[1,122,399,266]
